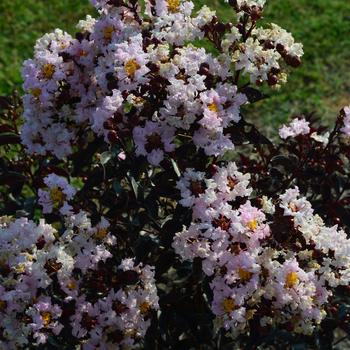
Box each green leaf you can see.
[113,180,122,194]
[131,176,139,199]
[171,158,181,178]
[123,102,133,113]
[100,151,112,165]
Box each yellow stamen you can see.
[245,309,256,320]
[0,300,7,312]
[67,281,77,290]
[208,102,219,113]
[139,301,151,314]
[124,329,137,338]
[222,298,235,313]
[247,219,258,231]
[15,263,26,274]
[124,59,140,78]
[41,312,52,327]
[103,26,114,40]
[49,187,66,207]
[31,88,42,98]
[94,228,108,240]
[227,176,238,189]
[285,271,299,288]
[238,268,253,282]
[79,49,88,57]
[167,0,181,13]
[41,63,55,80]
[59,42,68,50]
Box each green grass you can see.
[0,0,349,126]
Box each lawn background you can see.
[0,0,349,127]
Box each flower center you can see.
[41,312,52,327]
[213,215,231,232]
[113,301,128,315]
[285,271,299,288]
[81,313,98,331]
[125,59,141,78]
[246,219,258,231]
[145,133,163,152]
[41,63,56,80]
[103,26,114,40]
[190,181,205,197]
[222,298,235,313]
[67,281,77,290]
[44,259,63,274]
[139,301,151,314]
[245,309,255,320]
[0,300,7,312]
[238,268,253,282]
[31,88,42,98]
[94,228,108,240]
[15,263,26,274]
[49,187,66,207]
[78,49,88,57]
[167,0,181,13]
[208,102,219,113]
[227,176,238,190]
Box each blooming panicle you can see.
[173,162,350,337]
[21,0,302,162]
[0,210,159,349]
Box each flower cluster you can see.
[222,1,303,86]
[0,211,158,349]
[279,117,310,139]
[173,164,350,337]
[21,0,301,162]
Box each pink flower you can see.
[193,127,234,157]
[340,106,350,136]
[38,174,76,214]
[27,296,63,344]
[133,121,176,166]
[279,117,310,139]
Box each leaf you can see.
[171,158,181,178]
[0,132,21,145]
[240,86,268,103]
[0,125,13,133]
[338,304,350,320]
[123,102,133,113]
[0,172,27,186]
[144,194,159,218]
[292,344,308,350]
[271,154,298,171]
[100,151,112,165]
[113,180,122,194]
[0,96,11,109]
[130,176,139,199]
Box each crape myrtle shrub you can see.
[1,0,350,348]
